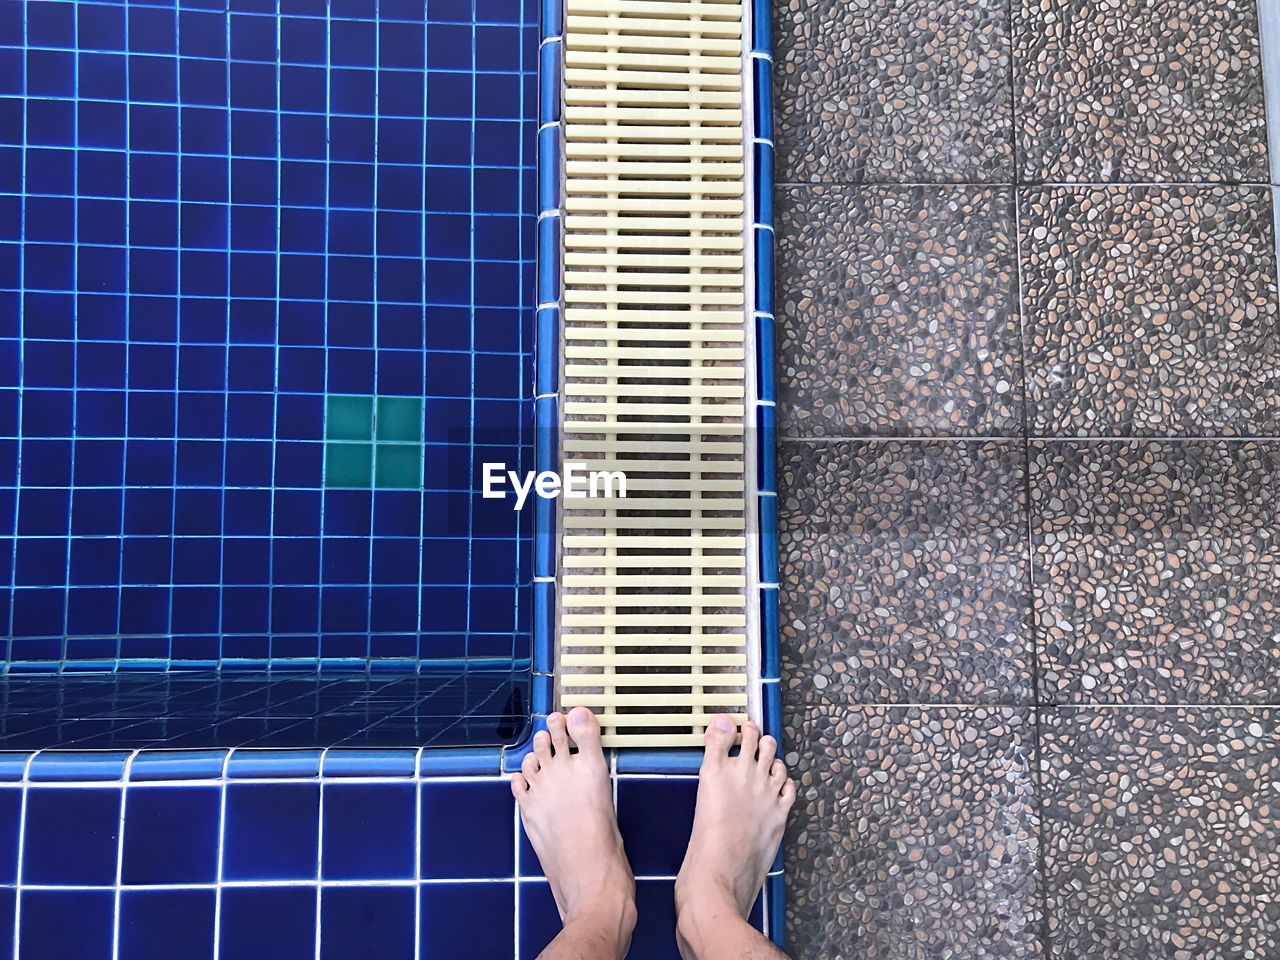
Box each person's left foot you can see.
[511,708,636,931]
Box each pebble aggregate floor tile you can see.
[774,0,1013,184]
[1019,185,1280,437]
[1013,0,1268,183]
[778,440,1032,704]
[776,186,1022,438]
[1031,440,1280,705]
[781,698,1042,960]
[1040,707,1280,960]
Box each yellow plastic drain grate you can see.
[555,0,755,747]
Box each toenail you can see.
[714,715,735,732]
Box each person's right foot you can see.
[675,716,795,929]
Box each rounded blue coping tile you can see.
[130,750,227,781]
[28,751,130,781]
[226,749,322,779]
[324,747,417,778]
[119,889,216,960]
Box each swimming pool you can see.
[0,0,537,748]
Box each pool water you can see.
[0,0,537,747]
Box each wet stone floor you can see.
[772,0,1280,956]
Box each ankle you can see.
[675,888,742,954]
[562,890,637,960]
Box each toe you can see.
[779,777,797,809]
[566,706,604,760]
[768,758,787,787]
[757,734,778,770]
[702,714,737,766]
[739,721,760,761]
[547,711,571,756]
[533,729,553,764]
[522,751,541,781]
[510,773,529,800]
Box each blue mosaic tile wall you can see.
[0,0,537,731]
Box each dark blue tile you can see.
[420,781,515,879]
[119,890,216,960]
[219,887,315,960]
[22,788,121,885]
[628,880,680,960]
[420,882,514,957]
[0,788,19,884]
[19,890,113,960]
[616,778,697,876]
[517,882,559,959]
[321,886,415,960]
[223,783,320,881]
[0,889,12,960]
[321,782,415,881]
[122,786,220,885]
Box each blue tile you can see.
[752,56,773,141]
[420,781,515,879]
[758,494,778,584]
[321,886,415,960]
[122,786,220,885]
[219,887,315,960]
[420,882,514,957]
[118,890,216,960]
[628,880,680,959]
[755,313,776,405]
[517,881,559,959]
[754,226,774,316]
[322,782,415,881]
[19,890,114,960]
[0,788,19,884]
[539,41,562,126]
[22,788,121,886]
[760,586,780,680]
[223,783,320,881]
[616,778,698,876]
[753,140,773,227]
[0,889,12,960]
[756,403,776,495]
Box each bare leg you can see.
[512,708,636,960]
[674,715,795,960]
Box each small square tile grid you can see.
[0,0,538,686]
[775,0,1280,955]
[0,760,770,960]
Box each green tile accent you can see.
[376,395,423,443]
[326,394,374,441]
[374,443,423,489]
[326,442,374,487]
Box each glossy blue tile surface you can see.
[321,886,415,960]
[121,785,220,885]
[420,779,514,878]
[220,886,316,960]
[18,889,113,960]
[0,0,539,751]
[223,782,319,881]
[0,789,18,885]
[322,781,415,880]
[617,777,697,877]
[22,787,120,885]
[517,881,559,959]
[118,889,216,960]
[421,882,515,957]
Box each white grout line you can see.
[210,749,231,960]
[109,752,140,960]
[1259,0,1280,184]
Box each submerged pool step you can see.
[553,0,757,748]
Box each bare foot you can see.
[675,715,795,946]
[511,708,636,939]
